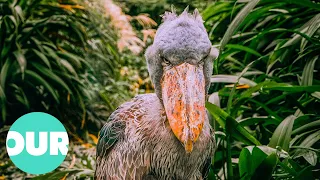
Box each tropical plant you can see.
[0,0,127,178]
[203,0,320,179]
[0,0,127,132]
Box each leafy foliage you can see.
[0,0,130,177]
[1,0,320,179]
[204,0,320,179]
[0,0,128,132]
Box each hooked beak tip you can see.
[184,140,193,153]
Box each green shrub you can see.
[203,0,320,179]
[0,0,126,134]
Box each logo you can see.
[6,112,69,174]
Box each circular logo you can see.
[6,112,69,174]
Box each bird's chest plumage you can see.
[118,94,215,180]
[145,112,215,180]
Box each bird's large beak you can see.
[161,63,206,153]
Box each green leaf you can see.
[206,102,261,145]
[300,14,320,50]
[225,44,262,57]
[239,146,268,180]
[269,115,296,151]
[9,83,30,109]
[220,0,260,50]
[301,56,318,86]
[60,59,77,76]
[31,62,72,94]
[247,99,282,122]
[251,153,278,180]
[292,119,320,135]
[202,2,234,20]
[239,148,252,180]
[296,166,314,179]
[32,49,51,69]
[13,50,26,74]
[226,60,256,114]
[311,91,320,99]
[211,75,257,86]
[57,51,82,69]
[0,57,12,89]
[294,130,320,161]
[25,70,60,103]
[301,151,317,166]
[262,83,320,93]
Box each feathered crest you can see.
[161,6,203,23]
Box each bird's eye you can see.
[162,57,171,65]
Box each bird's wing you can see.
[95,105,126,179]
[96,109,125,158]
[95,95,156,179]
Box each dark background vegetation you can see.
[0,0,319,179]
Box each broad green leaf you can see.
[301,151,317,166]
[239,148,252,180]
[269,115,296,151]
[239,147,268,180]
[294,130,320,160]
[301,56,318,86]
[251,153,278,180]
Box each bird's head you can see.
[145,7,218,153]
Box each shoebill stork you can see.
[95,8,219,180]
